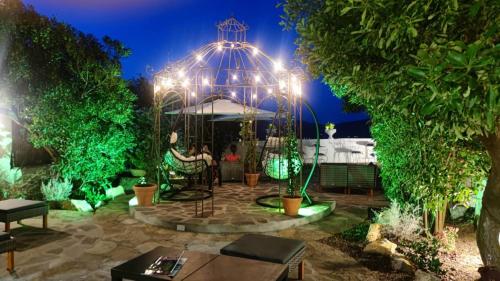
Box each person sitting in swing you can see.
[223,144,241,162]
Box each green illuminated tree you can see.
[0,1,135,207]
[282,0,499,266]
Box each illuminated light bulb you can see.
[217,43,223,51]
[231,91,236,97]
[291,75,297,83]
[162,77,173,88]
[196,54,203,61]
[231,43,235,48]
[274,60,284,72]
[232,74,238,81]
[181,79,189,88]
[177,69,185,78]
[252,94,257,99]
[154,84,161,93]
[279,80,286,90]
[267,88,273,94]
[253,47,259,56]
[191,91,196,97]
[203,78,210,86]
[254,75,261,83]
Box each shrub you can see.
[436,226,459,252]
[341,222,370,243]
[41,177,73,201]
[375,201,423,241]
[400,237,443,274]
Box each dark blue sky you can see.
[24,0,368,124]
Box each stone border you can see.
[130,201,335,233]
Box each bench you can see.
[0,232,15,272]
[221,234,306,280]
[0,199,49,232]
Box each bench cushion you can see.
[0,232,11,242]
[220,234,305,264]
[0,199,47,213]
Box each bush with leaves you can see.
[1,2,135,208]
[375,201,423,242]
[400,237,443,274]
[41,177,72,201]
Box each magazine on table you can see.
[144,252,187,278]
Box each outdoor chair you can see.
[221,234,306,280]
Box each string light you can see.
[231,43,235,48]
[279,80,286,90]
[254,75,261,83]
[232,74,238,81]
[274,60,284,72]
[252,94,257,99]
[252,47,259,56]
[191,91,196,97]
[203,78,210,86]
[162,77,173,88]
[181,79,189,88]
[177,69,185,78]
[267,88,273,94]
[231,91,236,97]
[217,43,223,51]
[196,54,203,61]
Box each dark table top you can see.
[111,246,287,281]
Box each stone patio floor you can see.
[0,188,388,281]
[132,183,335,233]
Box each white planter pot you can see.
[325,129,336,139]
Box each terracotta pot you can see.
[282,196,303,217]
[133,183,157,207]
[244,173,260,187]
[130,169,147,177]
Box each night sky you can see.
[23,0,368,124]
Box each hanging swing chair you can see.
[261,137,302,180]
[161,132,213,201]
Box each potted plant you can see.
[240,120,260,187]
[133,177,157,207]
[325,122,336,139]
[281,133,303,216]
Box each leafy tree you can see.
[281,0,499,266]
[0,1,135,207]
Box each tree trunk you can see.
[478,130,500,268]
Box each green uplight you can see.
[265,202,330,217]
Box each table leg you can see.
[298,261,304,280]
[7,251,14,272]
[43,215,48,229]
[5,222,10,232]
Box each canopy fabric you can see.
[164,99,275,118]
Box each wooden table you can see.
[111,246,288,281]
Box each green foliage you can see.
[400,238,443,274]
[285,132,301,196]
[1,1,135,206]
[240,120,257,173]
[375,201,423,241]
[340,222,369,242]
[324,122,335,130]
[127,108,153,170]
[0,122,22,197]
[41,176,72,201]
[280,0,496,212]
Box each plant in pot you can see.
[240,120,260,187]
[325,122,336,139]
[282,133,303,217]
[133,177,157,207]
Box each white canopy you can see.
[165,99,275,120]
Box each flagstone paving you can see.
[0,187,388,281]
[132,183,335,233]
